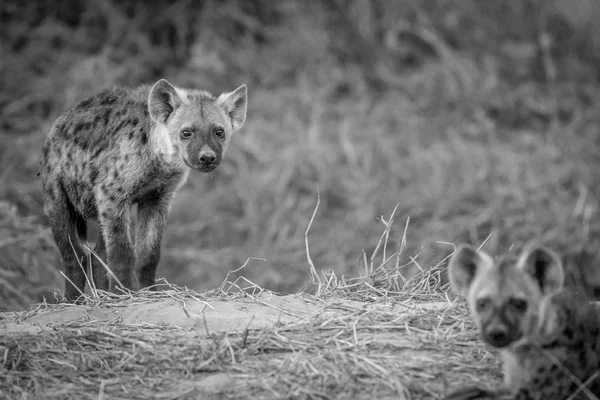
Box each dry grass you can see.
[1,1,600,309]
[0,279,498,400]
[1,202,502,400]
[1,287,487,400]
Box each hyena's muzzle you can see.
[184,132,224,173]
[480,307,522,348]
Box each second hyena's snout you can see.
[483,327,512,348]
[481,318,520,348]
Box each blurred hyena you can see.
[445,244,600,400]
[40,79,248,301]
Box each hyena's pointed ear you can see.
[448,244,493,298]
[517,244,564,294]
[148,79,184,124]
[217,84,247,131]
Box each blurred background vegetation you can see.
[1,0,600,310]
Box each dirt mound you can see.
[2,293,360,334]
[0,288,495,399]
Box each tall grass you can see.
[1,0,599,308]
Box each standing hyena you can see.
[40,79,248,301]
[445,244,600,400]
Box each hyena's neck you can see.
[146,122,191,192]
[149,122,185,169]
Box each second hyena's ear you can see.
[517,244,564,294]
[148,79,183,124]
[448,244,493,298]
[217,84,247,131]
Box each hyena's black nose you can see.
[484,329,511,348]
[199,151,216,165]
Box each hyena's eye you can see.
[180,129,193,139]
[475,298,490,312]
[509,298,528,313]
[214,127,225,138]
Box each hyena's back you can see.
[40,85,178,220]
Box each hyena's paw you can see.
[444,386,506,400]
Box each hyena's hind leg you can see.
[135,190,173,289]
[44,183,88,302]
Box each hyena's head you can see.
[448,244,564,348]
[148,79,247,172]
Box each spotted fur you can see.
[40,79,248,301]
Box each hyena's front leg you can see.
[90,231,109,291]
[135,191,172,289]
[97,201,135,292]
